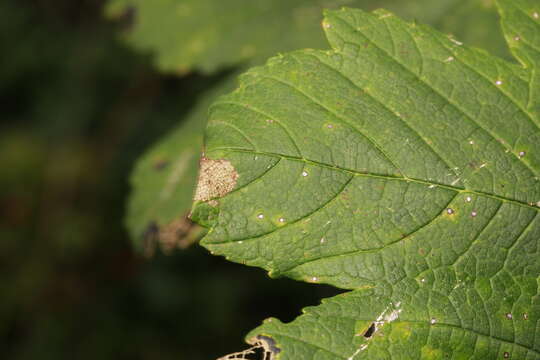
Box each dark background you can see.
[0,1,342,359]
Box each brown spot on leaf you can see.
[159,217,196,254]
[194,158,238,202]
[153,159,170,171]
[142,216,202,257]
[115,5,136,30]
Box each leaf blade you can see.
[195,2,540,358]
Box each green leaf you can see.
[194,1,540,358]
[120,0,508,251]
[106,0,508,74]
[126,73,239,254]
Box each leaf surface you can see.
[193,1,540,358]
[106,0,508,74]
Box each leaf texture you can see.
[193,1,540,358]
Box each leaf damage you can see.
[194,158,238,202]
[217,335,280,360]
[350,302,403,359]
[142,216,201,257]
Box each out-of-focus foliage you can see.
[105,0,356,74]
[106,0,508,75]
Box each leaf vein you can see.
[280,193,459,274]
[212,100,304,157]
[261,73,405,176]
[211,147,540,210]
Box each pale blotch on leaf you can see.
[194,158,238,202]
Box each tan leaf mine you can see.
[194,158,238,202]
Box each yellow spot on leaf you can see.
[421,345,443,359]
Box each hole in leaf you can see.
[363,322,376,338]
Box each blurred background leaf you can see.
[106,0,508,75]
[0,0,510,359]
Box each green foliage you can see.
[119,0,511,251]
[105,0,349,74]
[192,0,540,358]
